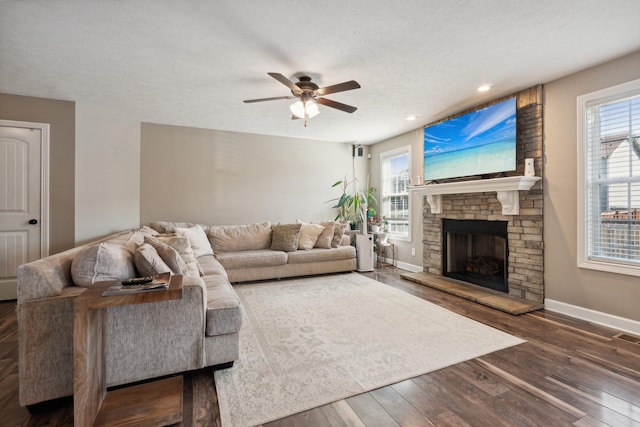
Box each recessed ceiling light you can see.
[405,115,418,121]
[477,85,491,92]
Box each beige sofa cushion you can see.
[197,254,228,278]
[287,245,356,264]
[215,250,287,270]
[203,275,243,336]
[271,223,302,252]
[207,222,272,252]
[134,243,172,276]
[71,243,136,287]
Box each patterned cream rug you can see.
[214,273,524,427]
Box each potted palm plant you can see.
[328,176,357,226]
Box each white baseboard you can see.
[544,298,640,336]
[378,258,422,273]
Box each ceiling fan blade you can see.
[317,97,358,113]
[268,72,303,95]
[243,96,295,103]
[316,80,361,96]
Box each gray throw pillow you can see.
[144,235,188,275]
[155,235,200,277]
[71,243,136,287]
[134,243,172,276]
[271,223,302,252]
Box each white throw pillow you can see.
[297,223,325,250]
[175,225,214,257]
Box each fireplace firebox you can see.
[442,219,508,293]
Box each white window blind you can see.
[578,79,640,275]
[381,146,410,239]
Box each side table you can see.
[73,274,184,427]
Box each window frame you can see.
[380,145,411,241]
[577,78,640,277]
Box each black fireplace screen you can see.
[442,219,508,293]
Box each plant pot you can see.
[370,225,380,233]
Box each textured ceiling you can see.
[2,0,640,144]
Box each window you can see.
[381,146,411,240]
[577,79,640,276]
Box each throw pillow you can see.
[331,221,349,248]
[71,243,136,287]
[144,236,188,275]
[297,223,325,250]
[139,225,159,236]
[316,221,336,249]
[270,223,302,252]
[155,235,200,277]
[148,221,194,234]
[175,225,214,257]
[134,244,172,277]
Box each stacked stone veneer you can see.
[422,86,544,303]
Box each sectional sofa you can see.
[17,220,356,408]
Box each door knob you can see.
[29,219,38,225]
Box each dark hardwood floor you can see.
[2,269,640,426]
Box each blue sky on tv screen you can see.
[424,97,517,155]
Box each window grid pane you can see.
[381,150,410,238]
[585,94,640,266]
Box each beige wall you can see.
[140,123,367,226]
[544,50,640,322]
[75,103,141,244]
[0,93,75,254]
[368,129,424,271]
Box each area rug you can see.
[214,273,525,427]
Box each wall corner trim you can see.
[544,298,640,336]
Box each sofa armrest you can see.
[18,290,81,406]
[104,275,208,386]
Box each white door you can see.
[0,121,49,300]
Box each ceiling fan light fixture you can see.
[306,100,320,118]
[290,100,305,118]
[290,99,320,120]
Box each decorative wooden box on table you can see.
[73,273,184,427]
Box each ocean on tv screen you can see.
[424,97,517,181]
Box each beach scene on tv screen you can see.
[424,97,517,181]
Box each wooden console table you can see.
[73,275,184,427]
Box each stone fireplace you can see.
[413,86,544,305]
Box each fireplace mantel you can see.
[410,176,541,215]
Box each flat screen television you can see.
[423,97,517,181]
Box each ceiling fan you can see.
[243,73,361,126]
